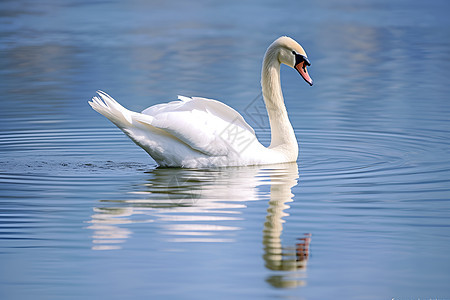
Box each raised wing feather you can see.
[135,96,257,156]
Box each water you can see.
[1,0,450,299]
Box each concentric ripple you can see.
[298,129,450,179]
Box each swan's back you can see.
[142,95,255,135]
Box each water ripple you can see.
[1,122,449,292]
[299,129,449,180]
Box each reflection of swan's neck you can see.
[263,185,293,270]
[262,163,309,277]
[261,45,298,156]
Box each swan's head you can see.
[271,36,313,86]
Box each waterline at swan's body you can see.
[89,36,313,168]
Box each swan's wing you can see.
[142,96,255,135]
[136,96,257,156]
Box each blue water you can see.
[1,0,450,299]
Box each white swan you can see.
[89,36,313,168]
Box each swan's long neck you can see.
[261,46,298,158]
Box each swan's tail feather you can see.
[88,91,133,127]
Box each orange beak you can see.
[295,61,313,86]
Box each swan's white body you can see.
[89,36,312,168]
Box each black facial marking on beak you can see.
[293,51,313,86]
[295,53,310,68]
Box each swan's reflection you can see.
[87,162,310,287]
[87,166,261,248]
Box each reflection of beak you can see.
[295,61,313,86]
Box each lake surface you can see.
[1,0,450,299]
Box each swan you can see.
[89,36,313,168]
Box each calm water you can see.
[1,0,450,299]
